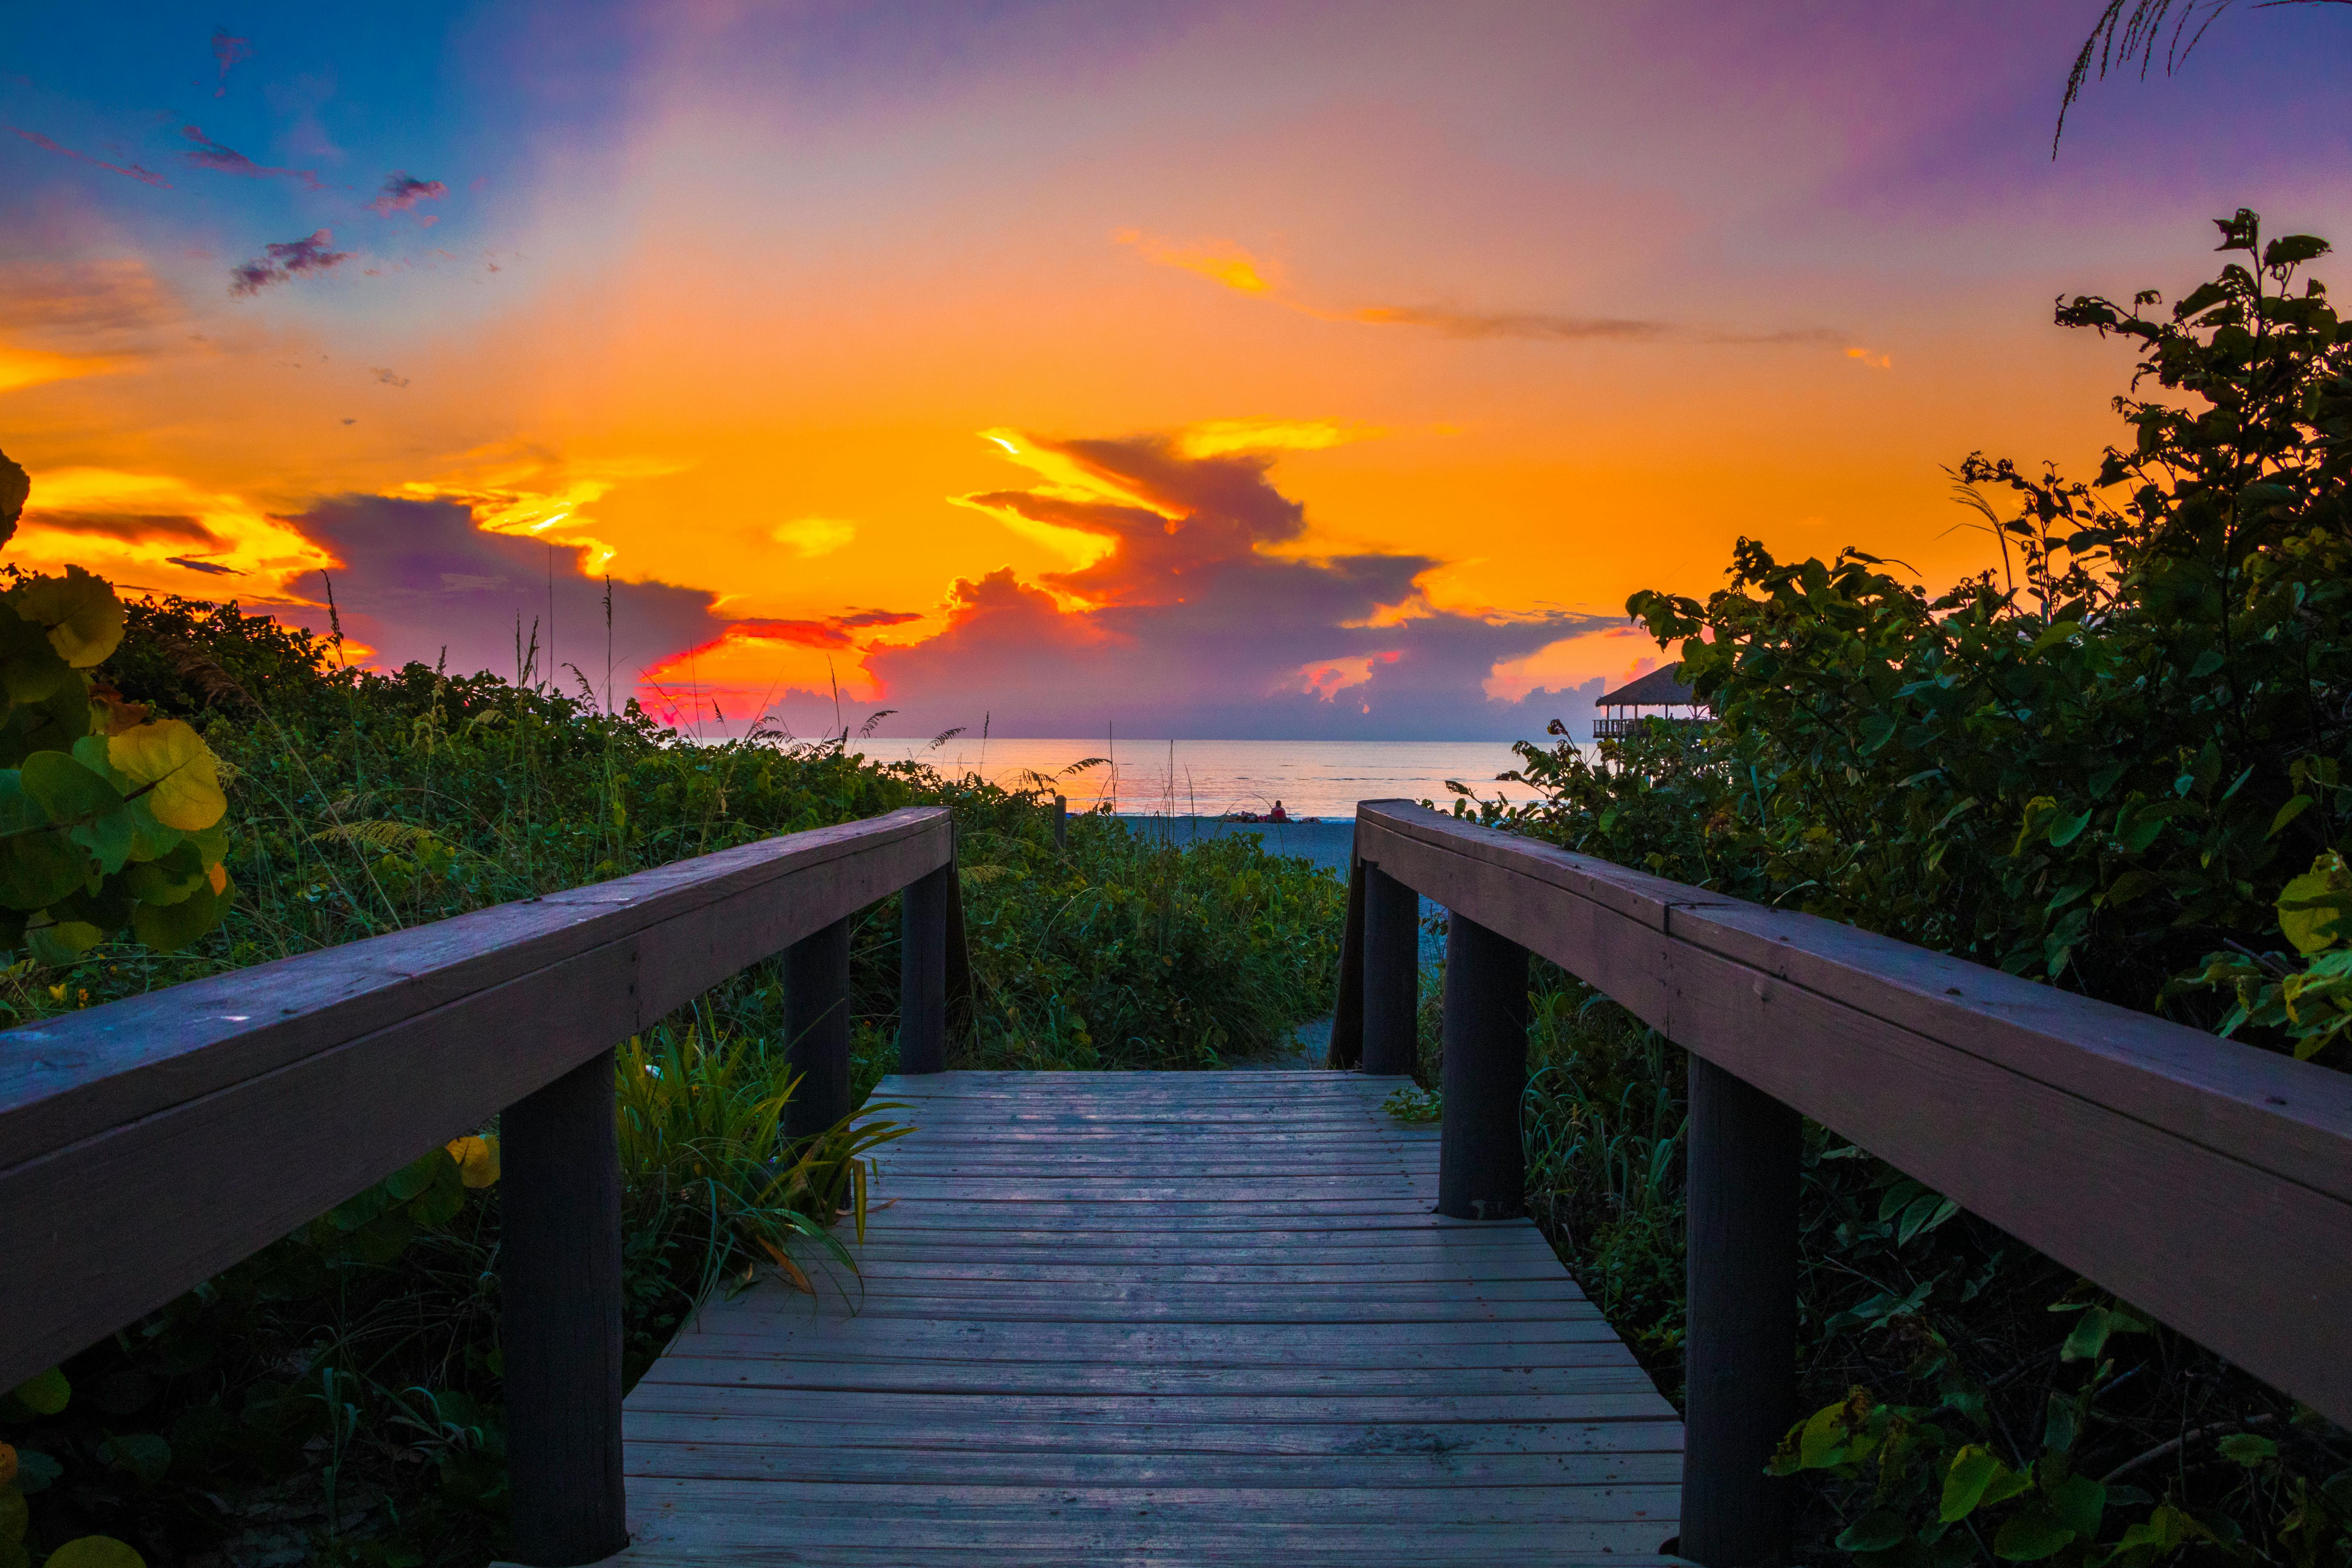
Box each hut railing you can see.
[0,805,967,1568]
[1335,798,2352,1567]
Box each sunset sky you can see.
[5,2,2348,738]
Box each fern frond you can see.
[311,819,446,854]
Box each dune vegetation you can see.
[1415,214,2352,1563]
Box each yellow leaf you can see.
[206,861,227,895]
[758,1237,814,1295]
[445,1134,501,1189]
[9,567,125,668]
[108,720,226,831]
[45,1538,147,1568]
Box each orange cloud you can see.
[1114,228,1277,295]
[1847,346,1893,369]
[5,467,333,595]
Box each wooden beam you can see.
[1327,827,1365,1070]
[1361,863,1420,1076]
[0,807,953,1393]
[900,863,952,1074]
[1354,798,2352,1429]
[502,1048,628,1566]
[1436,911,1527,1222]
[785,916,853,1137]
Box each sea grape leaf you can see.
[0,774,90,911]
[1992,1502,2075,1561]
[45,1538,148,1568]
[0,606,70,705]
[28,920,107,965]
[10,1367,69,1415]
[131,871,232,952]
[109,720,225,831]
[447,1134,501,1188]
[10,566,127,668]
[2277,851,2352,955]
[21,750,134,873]
[122,841,205,905]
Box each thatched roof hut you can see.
[1593,663,1709,739]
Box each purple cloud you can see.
[368,172,447,220]
[180,125,321,189]
[229,230,353,297]
[796,433,1616,740]
[210,29,253,97]
[274,496,727,693]
[9,127,170,188]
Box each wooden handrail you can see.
[0,804,963,1567]
[1339,798,2352,1563]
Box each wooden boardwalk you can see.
[614,1070,1683,1565]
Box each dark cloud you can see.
[179,125,321,188]
[8,127,170,188]
[229,230,352,297]
[815,435,1613,740]
[167,556,242,576]
[371,366,409,387]
[21,510,215,545]
[714,611,924,650]
[210,29,253,97]
[367,172,447,218]
[280,496,727,695]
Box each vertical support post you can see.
[899,863,950,1074]
[784,915,853,1138]
[1326,833,1366,1070]
[1053,794,1068,851]
[502,1048,627,1567]
[1681,1054,1801,1567]
[1361,863,1420,1076]
[1436,911,1528,1221]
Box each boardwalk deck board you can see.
[613,1071,1683,1566]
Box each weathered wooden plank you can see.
[621,1477,1682,1524]
[621,1068,1677,1560]
[637,1357,1663,1398]
[618,1443,1685,1489]
[1358,798,2352,1428]
[622,1410,1682,1457]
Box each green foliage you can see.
[1450,215,2352,1562]
[0,477,237,968]
[1380,1083,1442,1123]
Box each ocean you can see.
[844,737,1560,821]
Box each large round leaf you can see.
[0,446,25,545]
[45,1539,147,1568]
[108,720,225,831]
[9,567,125,668]
[131,870,232,952]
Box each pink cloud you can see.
[368,171,447,217]
[210,29,253,97]
[229,230,353,297]
[8,126,170,188]
[180,124,321,189]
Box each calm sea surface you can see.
[846,738,1566,820]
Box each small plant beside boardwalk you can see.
[1422,214,2352,1563]
[0,533,1341,1565]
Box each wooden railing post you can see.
[1681,1054,1801,1566]
[899,865,950,1074]
[502,1047,627,1566]
[1436,911,1528,1220]
[784,915,853,1137]
[1361,863,1420,1076]
[1052,794,1068,852]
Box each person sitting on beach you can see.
[1266,800,1288,823]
